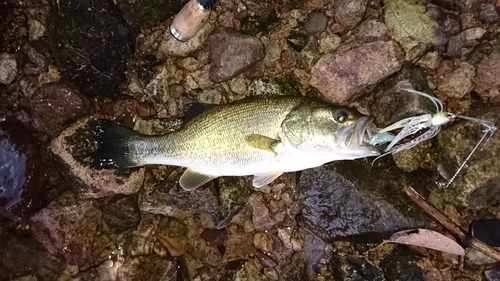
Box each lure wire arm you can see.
[370,88,497,186]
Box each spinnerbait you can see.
[371,88,457,161]
[371,88,497,185]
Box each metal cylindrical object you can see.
[169,0,212,42]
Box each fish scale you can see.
[148,97,296,161]
[91,95,380,190]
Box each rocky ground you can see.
[1,0,500,280]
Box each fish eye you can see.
[334,110,349,123]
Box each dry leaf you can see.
[385,228,465,256]
[384,0,440,45]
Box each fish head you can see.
[280,102,380,160]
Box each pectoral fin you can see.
[245,134,279,153]
[253,171,284,188]
[179,168,217,191]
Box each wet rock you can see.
[28,19,45,41]
[29,82,90,137]
[224,224,255,260]
[181,217,224,279]
[391,141,432,172]
[485,267,500,281]
[310,41,403,104]
[479,4,500,23]
[117,0,184,29]
[201,228,227,246]
[330,254,384,281]
[248,73,302,97]
[417,51,439,70]
[248,192,277,231]
[446,28,485,58]
[208,28,265,83]
[436,62,475,99]
[280,252,308,281]
[101,194,141,234]
[474,52,500,100]
[286,29,310,52]
[300,228,333,276]
[433,108,500,209]
[304,12,328,34]
[466,248,499,265]
[298,39,321,71]
[46,0,135,97]
[101,98,155,128]
[239,11,280,37]
[223,258,264,281]
[333,0,367,30]
[263,40,281,66]
[264,267,279,280]
[277,227,303,250]
[253,232,272,253]
[318,35,341,54]
[10,275,39,281]
[157,17,216,58]
[128,214,162,256]
[140,166,253,229]
[29,192,102,266]
[0,228,63,279]
[117,255,177,281]
[49,117,144,198]
[22,44,48,73]
[0,52,17,85]
[356,20,388,40]
[157,216,188,256]
[298,163,425,240]
[370,69,436,127]
[0,117,45,217]
[379,245,426,281]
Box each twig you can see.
[403,186,500,262]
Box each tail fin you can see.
[91,119,141,169]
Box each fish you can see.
[91,95,380,190]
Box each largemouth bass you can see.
[91,95,380,190]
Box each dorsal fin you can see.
[183,103,217,124]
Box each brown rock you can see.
[117,255,177,280]
[248,192,276,231]
[157,217,188,257]
[475,52,500,100]
[333,0,367,30]
[29,192,102,266]
[30,82,90,137]
[201,228,227,246]
[253,232,272,253]
[0,117,45,217]
[208,28,265,82]
[310,41,403,104]
[437,62,475,99]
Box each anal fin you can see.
[253,171,284,188]
[179,168,217,191]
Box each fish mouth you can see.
[341,116,381,156]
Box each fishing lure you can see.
[371,88,497,186]
[371,88,457,161]
[438,114,497,188]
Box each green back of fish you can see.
[135,96,305,170]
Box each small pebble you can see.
[263,267,279,280]
[253,232,272,253]
[304,12,328,34]
[0,52,17,85]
